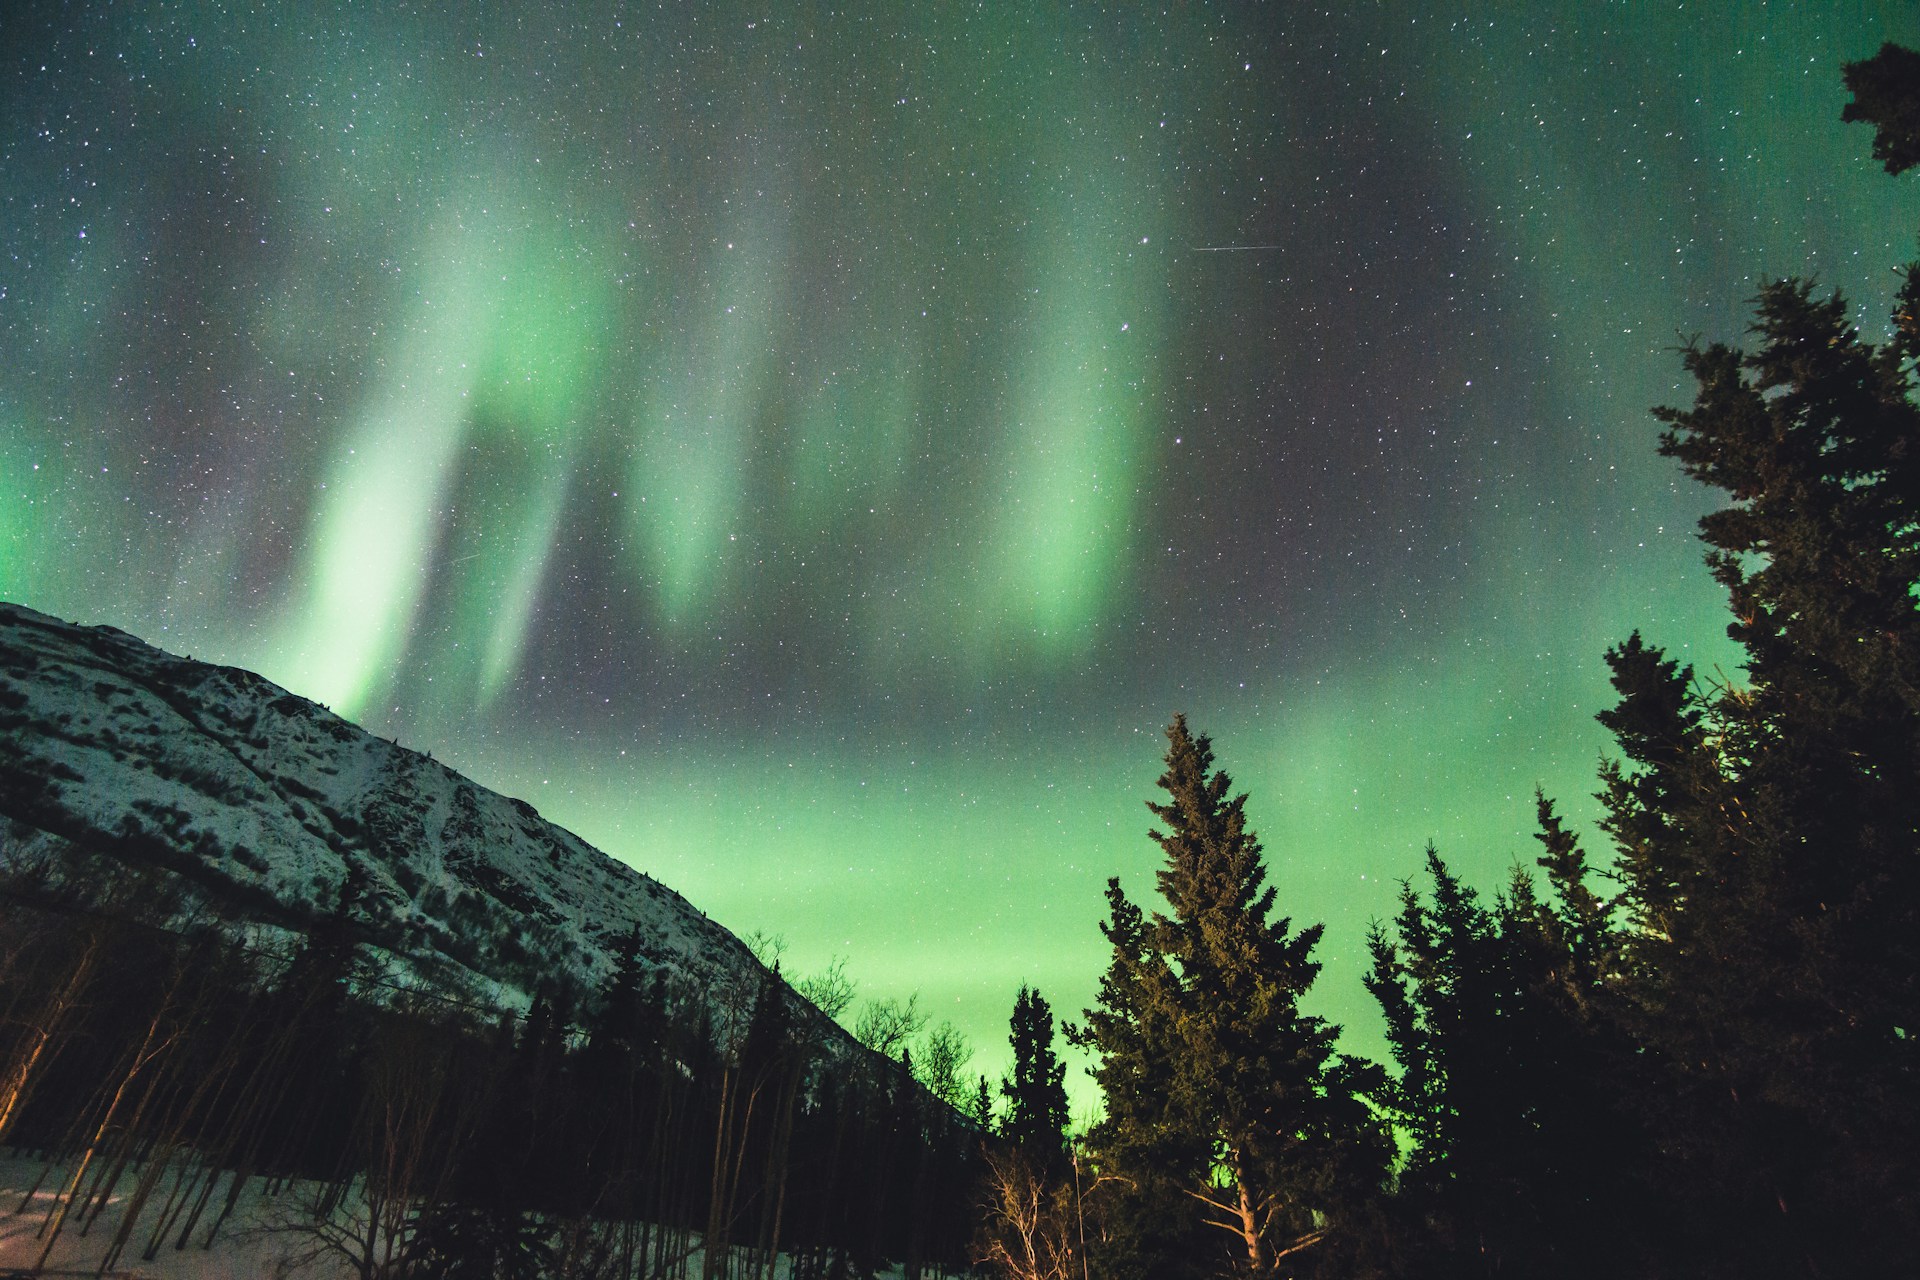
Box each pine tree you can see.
[1588,630,1732,1034]
[572,928,669,1228]
[969,1074,996,1131]
[1000,985,1070,1171]
[1654,286,1920,1191]
[1545,59,1920,1271]
[402,1201,558,1280]
[1366,848,1653,1277]
[1076,717,1387,1277]
[1070,877,1203,1280]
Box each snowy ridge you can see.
[0,601,785,1021]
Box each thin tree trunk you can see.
[1233,1153,1265,1275]
[0,930,98,1142]
[34,1010,172,1270]
[99,1138,183,1271]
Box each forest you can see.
[988,42,1920,1280]
[1,39,1917,1280]
[0,834,991,1278]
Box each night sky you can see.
[4,3,1915,1112]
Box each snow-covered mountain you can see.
[0,601,797,1026]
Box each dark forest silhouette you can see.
[989,42,1920,1280]
[0,846,978,1278]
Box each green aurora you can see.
[3,2,1915,1111]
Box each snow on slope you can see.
[0,600,780,1017]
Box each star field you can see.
[3,2,1914,1109]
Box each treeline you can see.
[979,43,1920,1280]
[0,843,977,1279]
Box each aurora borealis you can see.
[3,3,1915,1109]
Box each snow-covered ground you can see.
[0,1152,916,1279]
[0,1151,327,1278]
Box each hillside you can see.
[0,600,797,1024]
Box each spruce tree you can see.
[1529,790,1610,987]
[1071,876,1205,1280]
[1366,849,1652,1277]
[1547,54,1920,1271]
[402,1201,558,1280]
[969,1074,996,1131]
[1597,271,1920,1270]
[1076,717,1387,1278]
[999,985,1070,1171]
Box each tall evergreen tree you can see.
[1071,876,1205,1280]
[1366,848,1653,1277]
[1538,54,1920,1272]
[969,1074,996,1131]
[1588,273,1920,1270]
[1076,717,1388,1278]
[1000,985,1070,1172]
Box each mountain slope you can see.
[0,600,790,1022]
